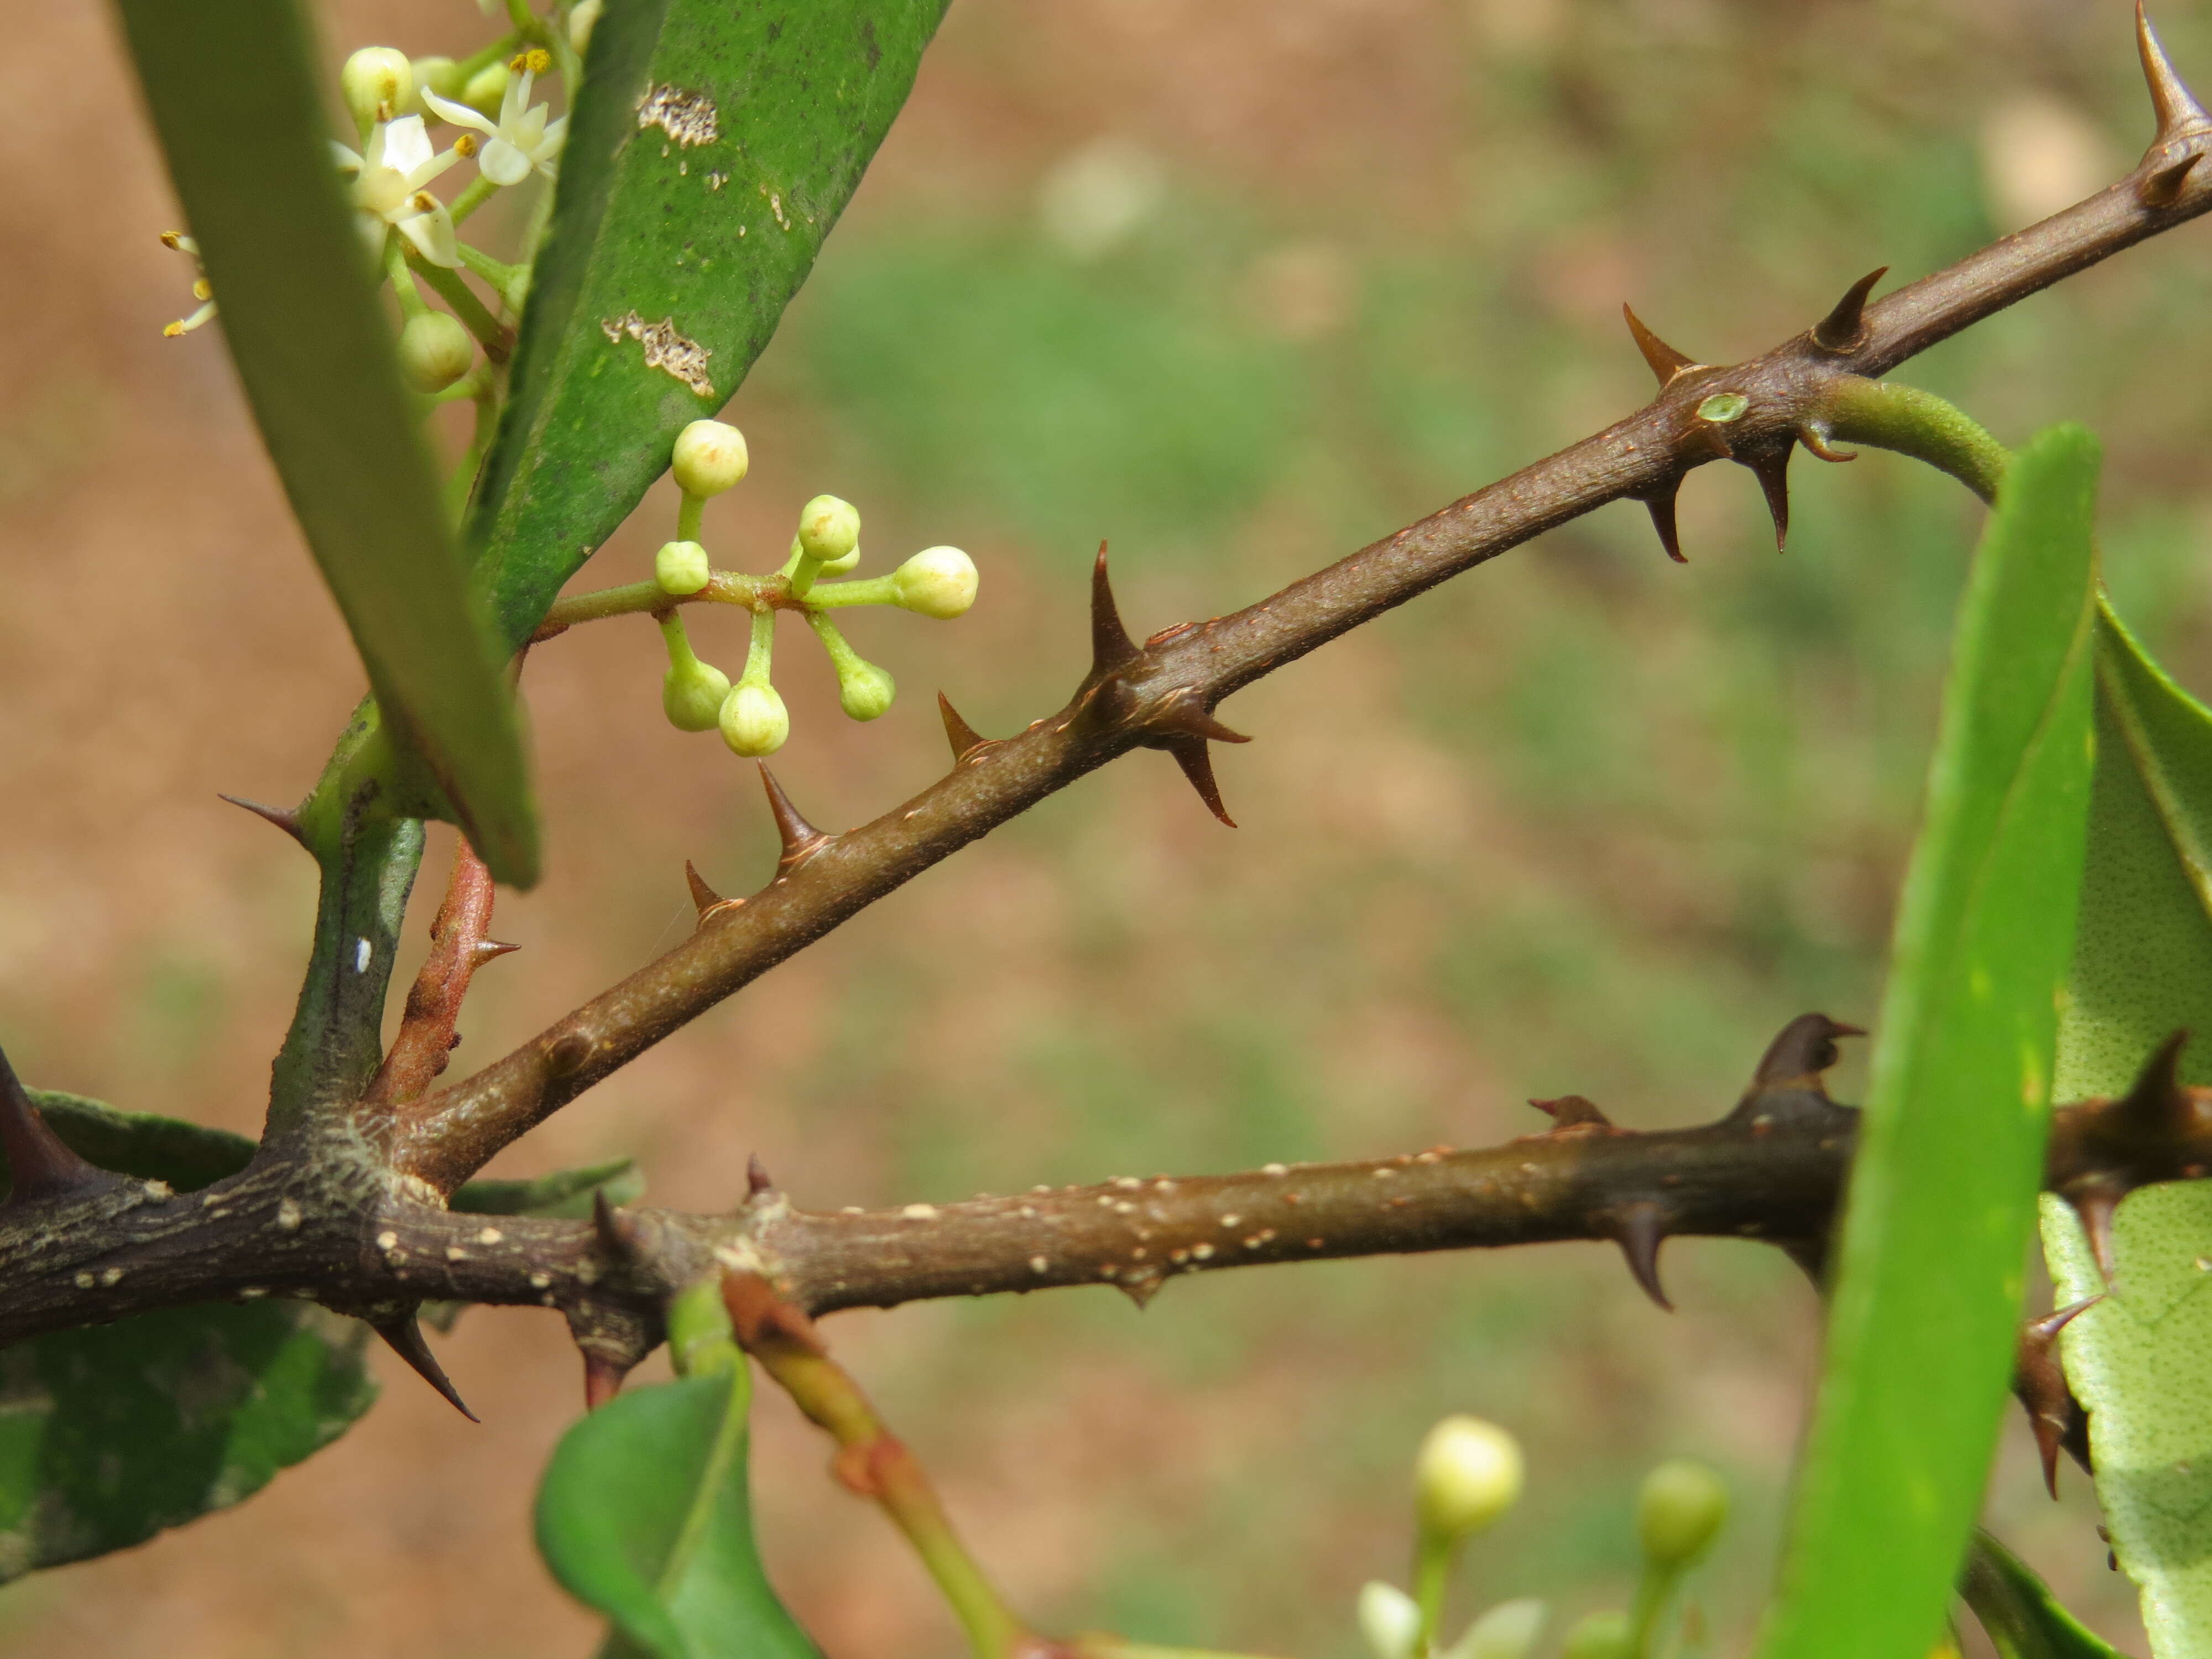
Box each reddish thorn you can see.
[747,1153,774,1197]
[1531,1094,1613,1129]
[582,1350,629,1411]
[2139,2,2212,143]
[1088,541,1140,684]
[472,938,521,964]
[1642,487,1687,564]
[684,859,725,915]
[217,792,306,846]
[937,692,989,763]
[2027,1295,2104,1351]
[0,1043,113,1207]
[756,765,828,867]
[1809,266,1887,352]
[1155,695,1250,746]
[1798,422,1858,464]
[1746,447,1791,550]
[1613,1202,1673,1312]
[372,1316,477,1421]
[1165,735,1237,827]
[1620,304,1702,388]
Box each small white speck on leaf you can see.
[354,938,372,973]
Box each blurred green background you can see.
[4,0,2210,1653]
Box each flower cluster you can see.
[646,420,979,758]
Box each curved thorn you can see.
[1613,1202,1673,1311]
[2027,1293,2104,1349]
[747,1152,775,1198]
[1752,1013,1865,1088]
[937,692,989,763]
[1798,421,1858,464]
[0,1042,112,1206]
[2018,1297,2100,1497]
[1088,540,1140,684]
[592,1188,644,1262]
[2141,151,2203,208]
[1746,447,1792,550]
[372,1316,477,1421]
[582,1349,630,1411]
[757,765,829,868]
[1531,1094,1613,1129]
[1621,304,1702,387]
[1810,266,1888,352]
[2116,1028,2192,1138]
[217,792,306,846]
[1644,487,1687,564]
[2140,2,2211,143]
[1165,737,1237,827]
[685,860,726,915]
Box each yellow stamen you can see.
[523,48,551,74]
[162,321,185,337]
[454,133,478,157]
[412,192,437,212]
[508,52,528,72]
[160,229,185,249]
[192,278,212,301]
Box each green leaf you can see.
[113,0,539,885]
[1757,426,2103,1659]
[468,0,954,650]
[2044,1186,2212,1659]
[536,1366,822,1659]
[2054,597,2212,1100]
[1961,1530,2133,1659]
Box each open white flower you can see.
[421,50,566,187]
[331,114,462,267]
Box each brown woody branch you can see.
[390,13,2212,1197]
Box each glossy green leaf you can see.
[1961,1531,2133,1659]
[537,1365,821,1659]
[468,0,954,649]
[113,0,539,885]
[2043,1186,2212,1659]
[0,1088,378,1578]
[2054,598,2212,1100]
[1757,426,2102,1659]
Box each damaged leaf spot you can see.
[636,84,719,148]
[599,311,714,398]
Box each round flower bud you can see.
[796,495,861,564]
[397,310,475,393]
[836,658,895,722]
[1442,1598,1547,1659]
[1635,1459,1728,1571]
[890,546,979,619]
[568,0,605,54]
[663,657,732,733]
[1560,1612,1631,1659]
[655,540,713,596]
[463,60,510,121]
[1355,1582,1421,1659]
[410,56,466,116]
[342,46,414,129]
[1414,1415,1524,1543]
[719,681,789,757]
[671,420,749,498]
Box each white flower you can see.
[422,50,567,187]
[331,116,462,267]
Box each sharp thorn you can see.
[1752,1013,1864,1089]
[1088,540,1140,684]
[757,765,829,868]
[2075,1187,2121,1280]
[2026,1294,2104,1351]
[1118,1274,1162,1312]
[472,938,522,964]
[1165,735,1237,828]
[0,1042,113,1207]
[217,792,306,846]
[2139,2,2212,144]
[1798,421,1858,464]
[1746,447,1792,550]
[2116,1029,2192,1138]
[1644,487,1687,564]
[1613,1202,1673,1312]
[372,1315,477,1421]
[2018,1298,2100,1498]
[1530,1094,1613,1129]
[1152,693,1250,747]
[685,860,726,915]
[593,1188,645,1262]
[582,1350,630,1411]
[2142,152,2203,207]
[1809,266,1887,352]
[937,692,989,763]
[1621,304,1703,388]
[747,1152,775,1198]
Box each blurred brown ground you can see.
[2,0,2206,1653]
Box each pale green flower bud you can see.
[1560,1612,1632,1659]
[719,681,789,757]
[797,494,861,564]
[1415,1415,1524,1543]
[568,0,605,54]
[656,540,712,596]
[1440,1599,1547,1659]
[410,56,466,117]
[397,310,474,393]
[463,60,510,121]
[342,46,414,129]
[1356,1582,1421,1659]
[890,546,979,619]
[836,658,895,721]
[663,657,731,732]
[1635,1460,1727,1571]
[672,420,749,497]
[792,533,861,578]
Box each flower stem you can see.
[449,175,500,228]
[455,33,520,81]
[455,242,527,312]
[406,253,512,362]
[806,574,900,609]
[677,493,705,544]
[535,572,774,634]
[739,609,776,686]
[384,237,429,319]
[1411,1532,1454,1653]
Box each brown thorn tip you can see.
[747,1153,774,1197]
[473,938,522,963]
[592,1188,643,1261]
[937,692,988,762]
[756,765,827,865]
[373,1316,477,1421]
[1747,448,1791,551]
[1166,736,1237,828]
[0,1042,111,1207]
[684,859,724,915]
[1798,422,1858,464]
[217,793,306,845]
[1614,1202,1673,1312]
[1753,1013,1863,1088]
[1644,488,1687,564]
[1531,1094,1613,1129]
[2140,3,2212,143]
[582,1351,628,1411]
[1811,267,1887,352]
[2142,152,2203,207]
[1156,694,1250,746]
[1118,1276,1161,1312]
[2026,1295,2104,1350]
[1089,540,1139,681]
[1621,304,1701,388]
[2117,1028,2192,1135]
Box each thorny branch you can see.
[2,12,2210,1420]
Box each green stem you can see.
[408,253,510,359]
[536,572,773,632]
[455,33,519,81]
[449,174,500,227]
[739,610,776,686]
[445,386,501,526]
[805,573,900,609]
[1411,1532,1454,1654]
[676,493,705,544]
[455,241,527,311]
[1625,1560,1680,1659]
[657,610,703,671]
[384,236,429,318]
[1813,377,2012,504]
